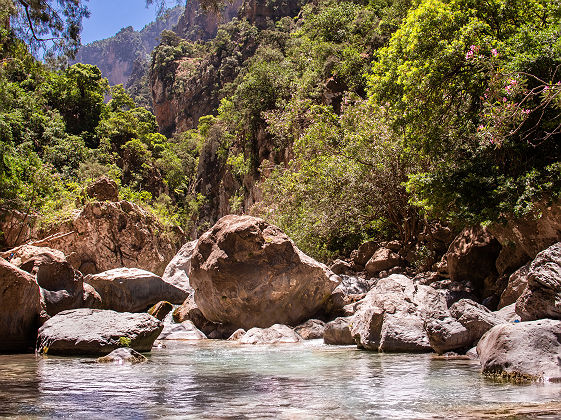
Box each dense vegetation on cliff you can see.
[2,0,561,262]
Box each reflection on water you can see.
[1,340,561,419]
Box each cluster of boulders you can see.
[3,186,561,381]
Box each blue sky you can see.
[80,0,162,44]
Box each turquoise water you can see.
[1,340,561,419]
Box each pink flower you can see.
[491,49,498,57]
[503,97,507,102]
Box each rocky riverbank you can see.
[2,191,561,383]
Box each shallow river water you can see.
[1,340,561,419]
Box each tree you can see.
[6,0,89,58]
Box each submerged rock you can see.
[324,317,354,345]
[0,258,43,353]
[157,320,207,341]
[351,274,447,352]
[294,319,325,340]
[189,215,340,329]
[477,319,561,382]
[97,347,147,364]
[85,268,187,312]
[36,308,163,356]
[239,324,302,344]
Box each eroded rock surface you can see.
[189,215,340,329]
[30,201,181,276]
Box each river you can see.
[1,340,560,419]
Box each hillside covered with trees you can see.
[2,0,561,266]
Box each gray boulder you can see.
[97,348,147,364]
[516,243,561,320]
[157,320,207,340]
[239,324,302,344]
[294,319,325,340]
[477,319,561,381]
[36,308,163,355]
[0,258,43,353]
[324,317,354,345]
[162,240,197,294]
[85,268,187,312]
[350,274,447,352]
[327,274,374,316]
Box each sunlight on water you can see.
[1,340,561,419]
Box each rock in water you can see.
[0,258,43,353]
[157,320,207,340]
[350,274,447,352]
[516,242,561,320]
[324,317,354,345]
[97,348,147,364]
[36,309,163,355]
[477,319,561,382]
[189,215,340,329]
[162,240,197,294]
[84,268,188,312]
[239,324,302,344]
[294,319,326,340]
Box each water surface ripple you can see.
[1,340,560,419]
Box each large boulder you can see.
[0,258,43,353]
[516,243,561,320]
[477,319,561,381]
[445,226,501,292]
[425,299,507,354]
[324,317,354,345]
[3,245,85,315]
[189,215,341,329]
[36,308,163,356]
[239,324,302,344]
[161,240,197,294]
[84,268,187,312]
[498,263,529,309]
[29,201,181,276]
[350,241,378,268]
[350,274,447,352]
